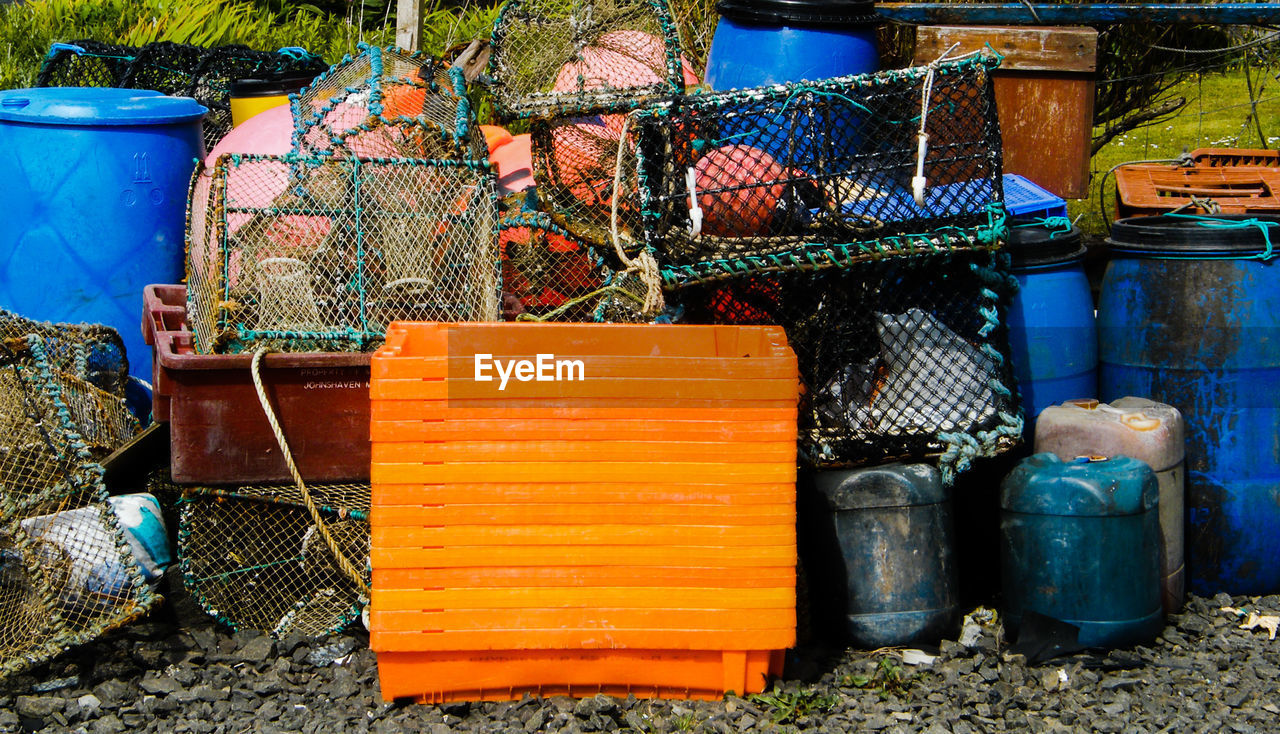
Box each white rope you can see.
[914,42,964,207]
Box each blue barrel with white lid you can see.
[1099,213,1280,596]
[0,88,206,382]
[1005,222,1097,437]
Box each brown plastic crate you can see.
[143,284,371,484]
[1115,165,1280,218]
[1190,147,1280,168]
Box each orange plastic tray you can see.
[1115,164,1280,217]
[373,566,795,589]
[370,417,796,443]
[371,544,796,569]
[372,439,796,464]
[376,649,784,702]
[372,402,798,422]
[373,483,797,506]
[372,461,796,485]
[372,523,794,549]
[1190,147,1280,168]
[371,503,794,527]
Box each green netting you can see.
[489,0,691,120]
[178,484,369,638]
[36,40,328,150]
[0,336,151,681]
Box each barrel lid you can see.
[1107,214,1280,257]
[228,73,319,98]
[1000,453,1159,517]
[1008,223,1087,268]
[0,88,207,126]
[812,463,946,510]
[716,0,881,27]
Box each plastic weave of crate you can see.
[369,322,798,702]
[625,54,1006,284]
[1115,165,1280,218]
[143,285,371,485]
[1190,147,1280,168]
[1003,174,1068,221]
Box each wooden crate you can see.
[916,26,1097,199]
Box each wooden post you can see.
[915,26,1098,199]
[396,0,423,52]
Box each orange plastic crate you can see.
[370,323,798,702]
[1115,164,1280,217]
[1190,147,1280,168]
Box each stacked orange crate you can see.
[370,322,799,702]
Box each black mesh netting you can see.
[632,55,1005,281]
[671,250,1022,475]
[36,41,329,149]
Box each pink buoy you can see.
[693,144,788,237]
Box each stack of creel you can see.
[36,40,328,149]
[185,45,500,356]
[369,322,799,702]
[0,332,149,680]
[143,287,373,638]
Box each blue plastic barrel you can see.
[1001,453,1162,648]
[705,0,881,90]
[1005,223,1097,437]
[809,463,956,647]
[0,88,206,381]
[1099,214,1280,596]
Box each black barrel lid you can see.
[1008,223,1087,268]
[228,73,318,98]
[1107,214,1280,257]
[716,0,880,27]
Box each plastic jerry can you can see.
[1000,453,1162,648]
[1035,397,1185,613]
[810,463,957,647]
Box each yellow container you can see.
[228,74,315,127]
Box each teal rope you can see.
[1155,213,1278,261]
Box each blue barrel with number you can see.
[1099,214,1280,595]
[0,88,206,380]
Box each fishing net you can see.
[633,54,1006,283]
[489,0,692,120]
[36,40,329,150]
[0,336,151,680]
[186,153,500,354]
[0,311,128,398]
[500,210,654,322]
[671,250,1022,481]
[291,46,489,162]
[178,483,370,638]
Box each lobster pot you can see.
[291,46,489,162]
[178,483,369,638]
[633,55,1005,281]
[186,153,500,354]
[499,212,651,323]
[488,0,692,120]
[0,311,128,397]
[672,249,1022,477]
[0,335,150,680]
[37,40,327,150]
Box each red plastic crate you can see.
[143,284,371,484]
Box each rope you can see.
[913,42,963,206]
[610,110,665,315]
[250,347,371,599]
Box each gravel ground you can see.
[3,580,1279,734]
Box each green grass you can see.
[1072,68,1280,235]
[0,0,500,91]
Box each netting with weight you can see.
[187,153,500,354]
[671,250,1022,479]
[178,484,370,638]
[0,336,151,680]
[489,0,691,120]
[635,55,1006,283]
[37,40,329,150]
[499,210,655,322]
